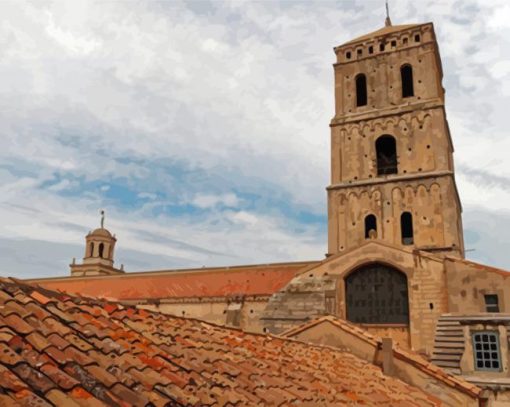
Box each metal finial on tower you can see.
[385,0,392,27]
[100,210,105,228]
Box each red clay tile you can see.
[0,278,468,406]
[25,332,51,352]
[40,363,80,390]
[3,314,34,335]
[10,388,53,407]
[30,290,53,305]
[12,362,56,394]
[0,341,24,366]
[30,262,317,300]
[0,363,27,391]
[45,388,82,407]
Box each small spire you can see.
[385,0,392,27]
[100,210,105,229]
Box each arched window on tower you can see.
[401,64,414,98]
[401,212,414,245]
[355,74,367,107]
[364,214,377,239]
[89,242,95,257]
[98,243,104,258]
[376,135,398,175]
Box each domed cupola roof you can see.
[89,227,113,238]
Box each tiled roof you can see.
[26,261,318,301]
[0,277,448,406]
[282,316,482,399]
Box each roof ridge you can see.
[281,315,481,398]
[445,256,510,275]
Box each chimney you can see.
[381,337,395,376]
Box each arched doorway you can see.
[345,263,409,324]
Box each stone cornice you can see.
[329,100,444,127]
[326,170,454,191]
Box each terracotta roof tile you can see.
[40,363,80,390]
[0,341,24,366]
[10,388,53,407]
[282,315,483,400]
[12,362,56,394]
[27,261,318,300]
[3,314,34,335]
[25,332,51,353]
[0,278,472,406]
[30,290,53,305]
[0,363,28,392]
[45,388,82,407]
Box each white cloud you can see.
[0,0,509,277]
[191,193,240,209]
[45,10,101,56]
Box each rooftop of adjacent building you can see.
[282,315,482,399]
[27,260,320,301]
[0,276,452,406]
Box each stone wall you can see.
[265,242,449,355]
[445,258,510,314]
[138,295,270,333]
[261,275,339,334]
[327,171,463,256]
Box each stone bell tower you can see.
[70,211,124,276]
[327,21,465,258]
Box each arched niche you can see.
[345,263,409,324]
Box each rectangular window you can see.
[473,331,501,371]
[485,294,500,312]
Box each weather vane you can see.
[385,0,392,26]
[100,210,105,228]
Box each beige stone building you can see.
[27,20,510,404]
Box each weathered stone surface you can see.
[262,275,339,334]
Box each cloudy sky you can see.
[1,0,509,279]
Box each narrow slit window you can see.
[98,243,104,258]
[401,212,414,245]
[376,135,398,175]
[401,65,414,98]
[355,74,367,107]
[364,214,377,239]
[473,332,501,371]
[485,295,500,312]
[89,242,95,257]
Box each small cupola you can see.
[70,210,124,277]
